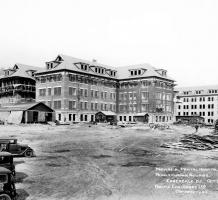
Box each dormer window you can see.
[5,70,10,76]
[95,68,98,73]
[131,71,133,76]
[46,62,54,70]
[138,70,141,75]
[134,71,137,75]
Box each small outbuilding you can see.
[175,115,204,124]
[0,102,55,124]
[95,111,117,123]
[133,113,149,123]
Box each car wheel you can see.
[24,150,33,157]
[0,193,12,200]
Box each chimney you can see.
[92,59,97,63]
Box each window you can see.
[39,89,46,96]
[124,116,126,121]
[91,90,94,97]
[54,101,61,109]
[80,102,83,110]
[141,92,149,100]
[54,87,61,96]
[84,102,88,110]
[166,94,172,101]
[69,114,72,121]
[48,88,51,96]
[95,91,98,98]
[69,87,76,96]
[69,101,76,110]
[156,92,161,99]
[58,114,61,121]
[120,116,122,121]
[47,101,52,108]
[84,89,88,97]
[95,103,98,110]
[129,116,132,121]
[79,89,83,97]
[84,115,88,121]
[91,103,94,111]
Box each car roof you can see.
[0,152,12,156]
[0,167,11,174]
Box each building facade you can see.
[175,85,218,125]
[35,54,175,123]
[0,64,40,106]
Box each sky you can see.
[0,0,218,87]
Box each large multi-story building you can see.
[0,63,40,106]
[35,54,175,123]
[175,85,218,125]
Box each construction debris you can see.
[161,134,218,150]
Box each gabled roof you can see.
[134,112,149,117]
[38,54,118,79]
[116,63,174,81]
[0,63,41,80]
[96,111,116,116]
[36,54,174,82]
[0,102,54,112]
[175,85,218,92]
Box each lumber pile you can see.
[161,134,218,150]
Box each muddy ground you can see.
[1,124,218,200]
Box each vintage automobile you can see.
[0,153,15,177]
[0,167,17,200]
[0,139,35,157]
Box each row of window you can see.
[119,81,173,89]
[45,100,116,111]
[156,93,172,100]
[37,74,62,83]
[57,113,95,122]
[39,87,61,96]
[74,62,117,77]
[183,97,214,102]
[39,87,116,100]
[178,104,214,110]
[119,92,172,101]
[155,115,172,122]
[178,111,214,117]
[183,90,218,95]
[130,69,144,76]
[68,74,117,88]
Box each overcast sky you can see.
[0,0,218,87]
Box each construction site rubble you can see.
[161,133,218,150]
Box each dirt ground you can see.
[2,123,218,200]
